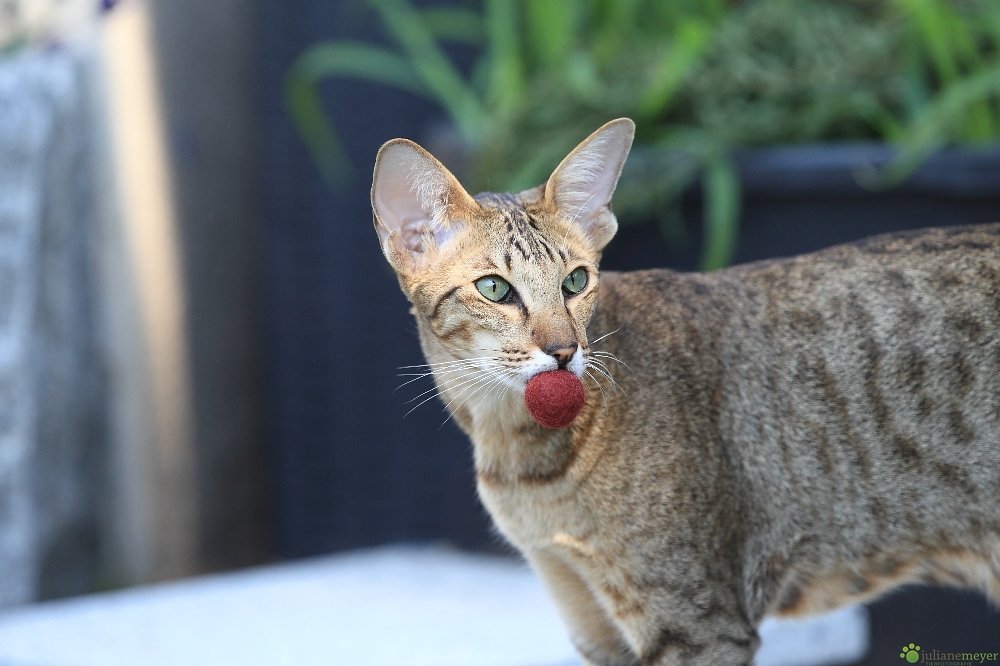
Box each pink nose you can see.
[544,343,576,369]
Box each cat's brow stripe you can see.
[490,205,557,265]
[540,237,556,262]
[512,237,531,261]
[438,319,472,343]
[430,285,459,321]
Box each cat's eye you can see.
[475,275,512,302]
[562,268,589,295]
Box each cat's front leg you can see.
[628,629,756,666]
[621,606,758,666]
[526,549,640,666]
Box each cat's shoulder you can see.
[706,222,1000,289]
[848,222,1000,253]
[605,224,999,286]
[597,223,1000,317]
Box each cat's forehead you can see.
[469,190,588,265]
[473,198,555,265]
[472,191,539,231]
[473,191,527,210]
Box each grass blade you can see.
[484,0,523,117]
[420,7,484,45]
[880,65,1000,184]
[638,18,710,119]
[699,155,740,271]
[369,0,487,142]
[523,0,577,69]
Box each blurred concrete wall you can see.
[0,0,272,596]
[146,0,268,572]
[0,49,106,605]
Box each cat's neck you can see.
[469,405,580,487]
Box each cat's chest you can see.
[469,407,611,550]
[476,477,598,552]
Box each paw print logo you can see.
[900,643,921,663]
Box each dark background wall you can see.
[257,0,495,557]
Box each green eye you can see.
[562,268,589,295]
[475,275,511,302]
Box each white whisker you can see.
[587,359,624,395]
[590,350,630,369]
[440,367,513,428]
[398,355,497,371]
[499,369,518,404]
[395,363,489,392]
[584,368,609,404]
[589,327,622,346]
[403,366,494,411]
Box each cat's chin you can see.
[466,386,539,433]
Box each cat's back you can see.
[595,224,1000,493]
[716,223,1000,396]
[597,223,999,386]
[729,222,1000,305]
[601,223,1000,325]
[593,224,1000,458]
[724,224,1000,611]
[709,222,1000,484]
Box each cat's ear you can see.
[543,118,635,251]
[371,138,477,274]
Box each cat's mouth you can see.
[513,347,586,388]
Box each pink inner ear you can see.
[401,218,426,252]
[399,217,463,255]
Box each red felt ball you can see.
[524,370,585,429]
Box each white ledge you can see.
[0,546,867,666]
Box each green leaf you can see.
[503,134,578,191]
[856,63,1000,191]
[523,0,577,69]
[286,42,426,183]
[594,0,641,68]
[901,0,960,84]
[369,0,487,142]
[900,0,996,140]
[882,64,1000,184]
[699,156,740,271]
[484,0,523,117]
[638,19,711,119]
[420,7,485,45]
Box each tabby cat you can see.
[370,118,1000,665]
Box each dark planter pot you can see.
[605,143,1000,272]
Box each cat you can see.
[369,118,1000,666]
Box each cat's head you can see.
[371,118,634,397]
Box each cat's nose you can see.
[544,342,577,370]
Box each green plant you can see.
[879,0,1000,181]
[289,0,1000,270]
